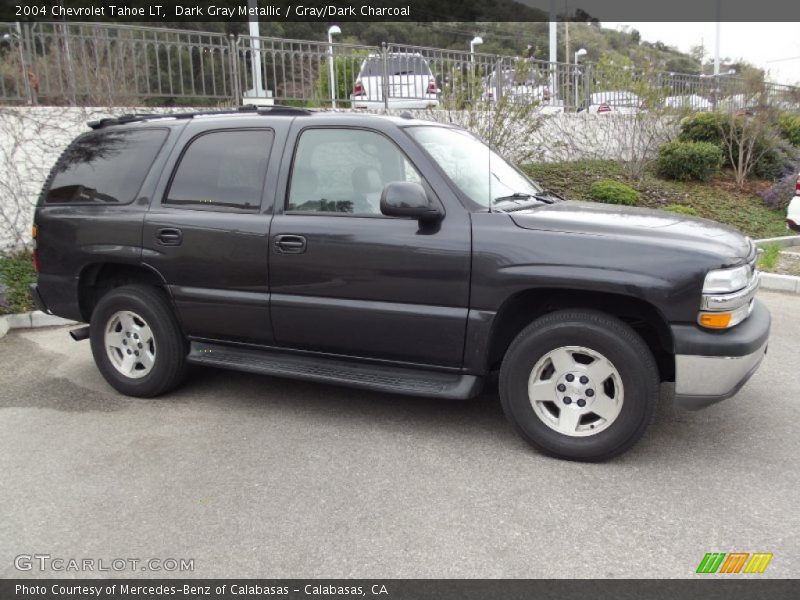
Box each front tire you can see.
[90,285,187,397]
[499,309,659,461]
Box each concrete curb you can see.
[754,235,800,248]
[760,273,800,294]
[752,237,800,294]
[0,311,77,340]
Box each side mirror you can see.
[380,182,442,222]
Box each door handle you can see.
[273,234,307,254]
[155,228,183,246]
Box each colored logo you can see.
[696,552,773,574]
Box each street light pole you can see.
[470,35,483,61]
[328,25,341,108]
[248,0,264,98]
[549,2,557,100]
[714,0,721,76]
[574,48,586,110]
[469,36,483,102]
[470,35,484,103]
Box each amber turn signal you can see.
[698,312,733,329]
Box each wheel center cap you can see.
[555,371,595,407]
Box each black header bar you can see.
[3,0,800,22]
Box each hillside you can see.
[167,20,712,74]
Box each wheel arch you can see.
[78,262,170,323]
[482,287,675,382]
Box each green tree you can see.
[316,52,370,108]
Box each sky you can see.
[603,22,800,85]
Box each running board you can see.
[187,342,482,400]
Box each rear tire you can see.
[499,309,659,461]
[90,285,187,397]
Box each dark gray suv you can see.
[29,106,770,461]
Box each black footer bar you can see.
[2,579,799,600]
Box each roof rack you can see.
[87,105,313,130]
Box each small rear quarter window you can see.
[45,128,167,205]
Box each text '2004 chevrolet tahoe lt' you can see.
[29,107,770,461]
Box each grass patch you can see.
[0,250,36,315]
[758,243,782,271]
[759,251,800,276]
[523,160,789,239]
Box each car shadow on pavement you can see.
[1,330,756,464]
[175,365,513,441]
[168,366,747,464]
[0,334,133,412]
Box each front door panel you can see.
[269,126,471,367]
[270,215,470,366]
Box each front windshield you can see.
[405,126,541,209]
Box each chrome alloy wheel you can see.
[104,310,156,379]
[527,346,624,437]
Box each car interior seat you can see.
[289,168,320,210]
[351,166,384,214]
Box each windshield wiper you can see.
[492,193,545,212]
[537,188,565,201]
[493,189,566,212]
[493,192,536,203]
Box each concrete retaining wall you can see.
[0,106,677,252]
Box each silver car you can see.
[350,52,440,110]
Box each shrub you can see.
[752,139,796,180]
[778,114,800,147]
[315,53,370,108]
[758,166,800,209]
[656,140,723,181]
[0,251,36,315]
[680,111,796,183]
[678,112,728,145]
[589,180,640,206]
[663,204,698,216]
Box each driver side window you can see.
[287,128,422,216]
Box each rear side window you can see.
[45,129,167,205]
[165,129,273,210]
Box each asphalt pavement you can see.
[1,291,798,578]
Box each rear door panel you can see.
[142,117,290,345]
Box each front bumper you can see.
[672,299,770,410]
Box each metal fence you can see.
[232,34,376,106]
[2,22,236,105]
[2,21,799,113]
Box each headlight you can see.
[698,264,759,329]
[702,265,751,294]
